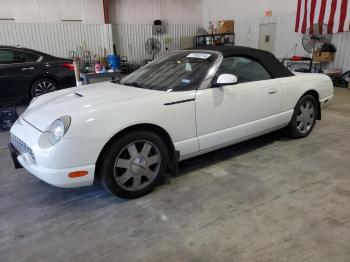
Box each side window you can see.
[25,52,40,62]
[0,49,26,64]
[0,50,14,64]
[218,56,271,83]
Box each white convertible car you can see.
[9,46,334,198]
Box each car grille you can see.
[10,134,36,162]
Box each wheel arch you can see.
[95,123,177,179]
[301,89,321,120]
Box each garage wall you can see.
[113,24,198,64]
[202,0,350,72]
[110,0,203,25]
[0,23,113,58]
[0,0,104,24]
[202,0,297,26]
[0,22,197,64]
[331,32,350,73]
[235,13,350,72]
[235,14,307,59]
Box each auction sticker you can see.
[186,53,211,59]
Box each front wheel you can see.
[100,130,169,199]
[287,95,318,138]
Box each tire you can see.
[100,130,169,199]
[335,79,348,88]
[30,78,58,98]
[287,95,318,138]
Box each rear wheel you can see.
[30,78,57,98]
[100,130,169,199]
[287,95,318,138]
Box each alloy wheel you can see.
[296,101,315,133]
[33,81,56,97]
[113,140,161,191]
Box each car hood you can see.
[22,82,162,131]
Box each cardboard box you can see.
[218,20,234,33]
[320,52,333,58]
[313,51,334,62]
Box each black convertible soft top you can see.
[188,45,294,78]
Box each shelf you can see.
[193,33,235,47]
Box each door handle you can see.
[21,67,34,71]
[268,89,278,95]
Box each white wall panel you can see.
[234,13,350,72]
[0,23,197,65]
[1,18,348,72]
[113,24,198,64]
[0,0,104,24]
[110,0,203,25]
[0,23,112,58]
[235,14,307,58]
[331,32,350,72]
[235,18,260,48]
[202,0,297,27]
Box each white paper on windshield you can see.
[186,53,211,59]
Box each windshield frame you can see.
[120,50,223,92]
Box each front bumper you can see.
[17,152,95,188]
[9,117,98,188]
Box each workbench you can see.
[284,60,321,73]
[80,71,122,85]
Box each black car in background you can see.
[0,46,75,104]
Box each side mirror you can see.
[215,73,238,87]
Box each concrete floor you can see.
[1,87,350,262]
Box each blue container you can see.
[107,55,121,71]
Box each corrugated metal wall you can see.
[332,32,350,73]
[235,14,309,58]
[235,18,260,48]
[0,23,113,58]
[235,13,350,72]
[0,20,348,72]
[113,24,198,64]
[0,23,197,65]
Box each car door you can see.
[195,56,282,151]
[0,48,42,102]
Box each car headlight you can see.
[48,116,71,145]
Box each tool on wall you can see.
[68,42,96,73]
[164,38,172,52]
[82,50,92,72]
[145,38,161,60]
[68,50,77,59]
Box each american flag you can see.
[295,0,350,34]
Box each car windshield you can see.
[121,51,217,91]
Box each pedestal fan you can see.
[302,23,332,72]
